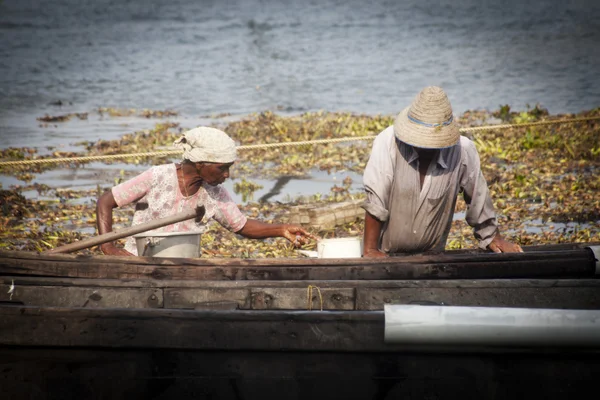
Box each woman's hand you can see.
[487,235,523,253]
[281,225,318,247]
[100,242,135,257]
[238,219,317,247]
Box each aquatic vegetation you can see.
[493,105,512,122]
[97,107,178,118]
[233,178,264,202]
[0,106,599,256]
[37,113,88,124]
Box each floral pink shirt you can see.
[112,164,247,255]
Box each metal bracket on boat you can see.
[587,246,600,275]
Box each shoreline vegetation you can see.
[1,105,599,258]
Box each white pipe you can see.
[384,305,600,347]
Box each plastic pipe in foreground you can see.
[384,304,600,347]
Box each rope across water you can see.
[0,116,598,167]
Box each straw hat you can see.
[393,86,460,149]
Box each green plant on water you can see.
[233,178,264,202]
[496,104,512,122]
[515,174,526,184]
[513,104,548,125]
[446,238,465,250]
[520,131,543,150]
[114,169,126,185]
[525,103,549,119]
[513,111,536,124]
[519,129,564,151]
[473,137,511,160]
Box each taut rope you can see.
[1,116,598,167]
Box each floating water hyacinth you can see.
[0,106,598,257]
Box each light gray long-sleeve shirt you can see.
[362,126,498,253]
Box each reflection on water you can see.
[0,163,365,206]
[1,0,599,150]
[257,175,296,203]
[225,169,364,204]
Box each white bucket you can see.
[133,231,201,258]
[317,237,363,258]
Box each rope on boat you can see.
[1,115,598,167]
[307,285,324,311]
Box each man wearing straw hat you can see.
[361,86,523,257]
[96,127,316,256]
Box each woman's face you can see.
[196,162,233,185]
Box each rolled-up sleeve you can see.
[209,186,248,233]
[362,127,395,222]
[111,168,153,207]
[460,139,498,249]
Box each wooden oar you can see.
[44,206,205,254]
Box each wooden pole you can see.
[44,206,205,254]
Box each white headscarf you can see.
[173,127,237,163]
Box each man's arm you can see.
[361,127,396,257]
[363,211,387,258]
[461,139,522,253]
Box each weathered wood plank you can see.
[3,276,600,289]
[4,281,598,310]
[249,287,355,310]
[356,286,600,310]
[3,277,600,310]
[0,284,163,308]
[2,243,598,266]
[164,287,355,310]
[0,254,595,280]
[164,288,250,309]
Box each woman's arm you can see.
[96,190,134,256]
[237,219,317,247]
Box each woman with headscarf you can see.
[96,126,316,256]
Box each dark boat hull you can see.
[1,306,599,400]
[1,242,599,399]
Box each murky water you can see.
[1,0,599,207]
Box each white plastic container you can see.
[317,237,363,258]
[133,231,201,258]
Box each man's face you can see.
[197,162,234,185]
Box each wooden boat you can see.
[1,242,599,399]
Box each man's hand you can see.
[363,248,388,258]
[487,235,523,253]
[100,242,135,257]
